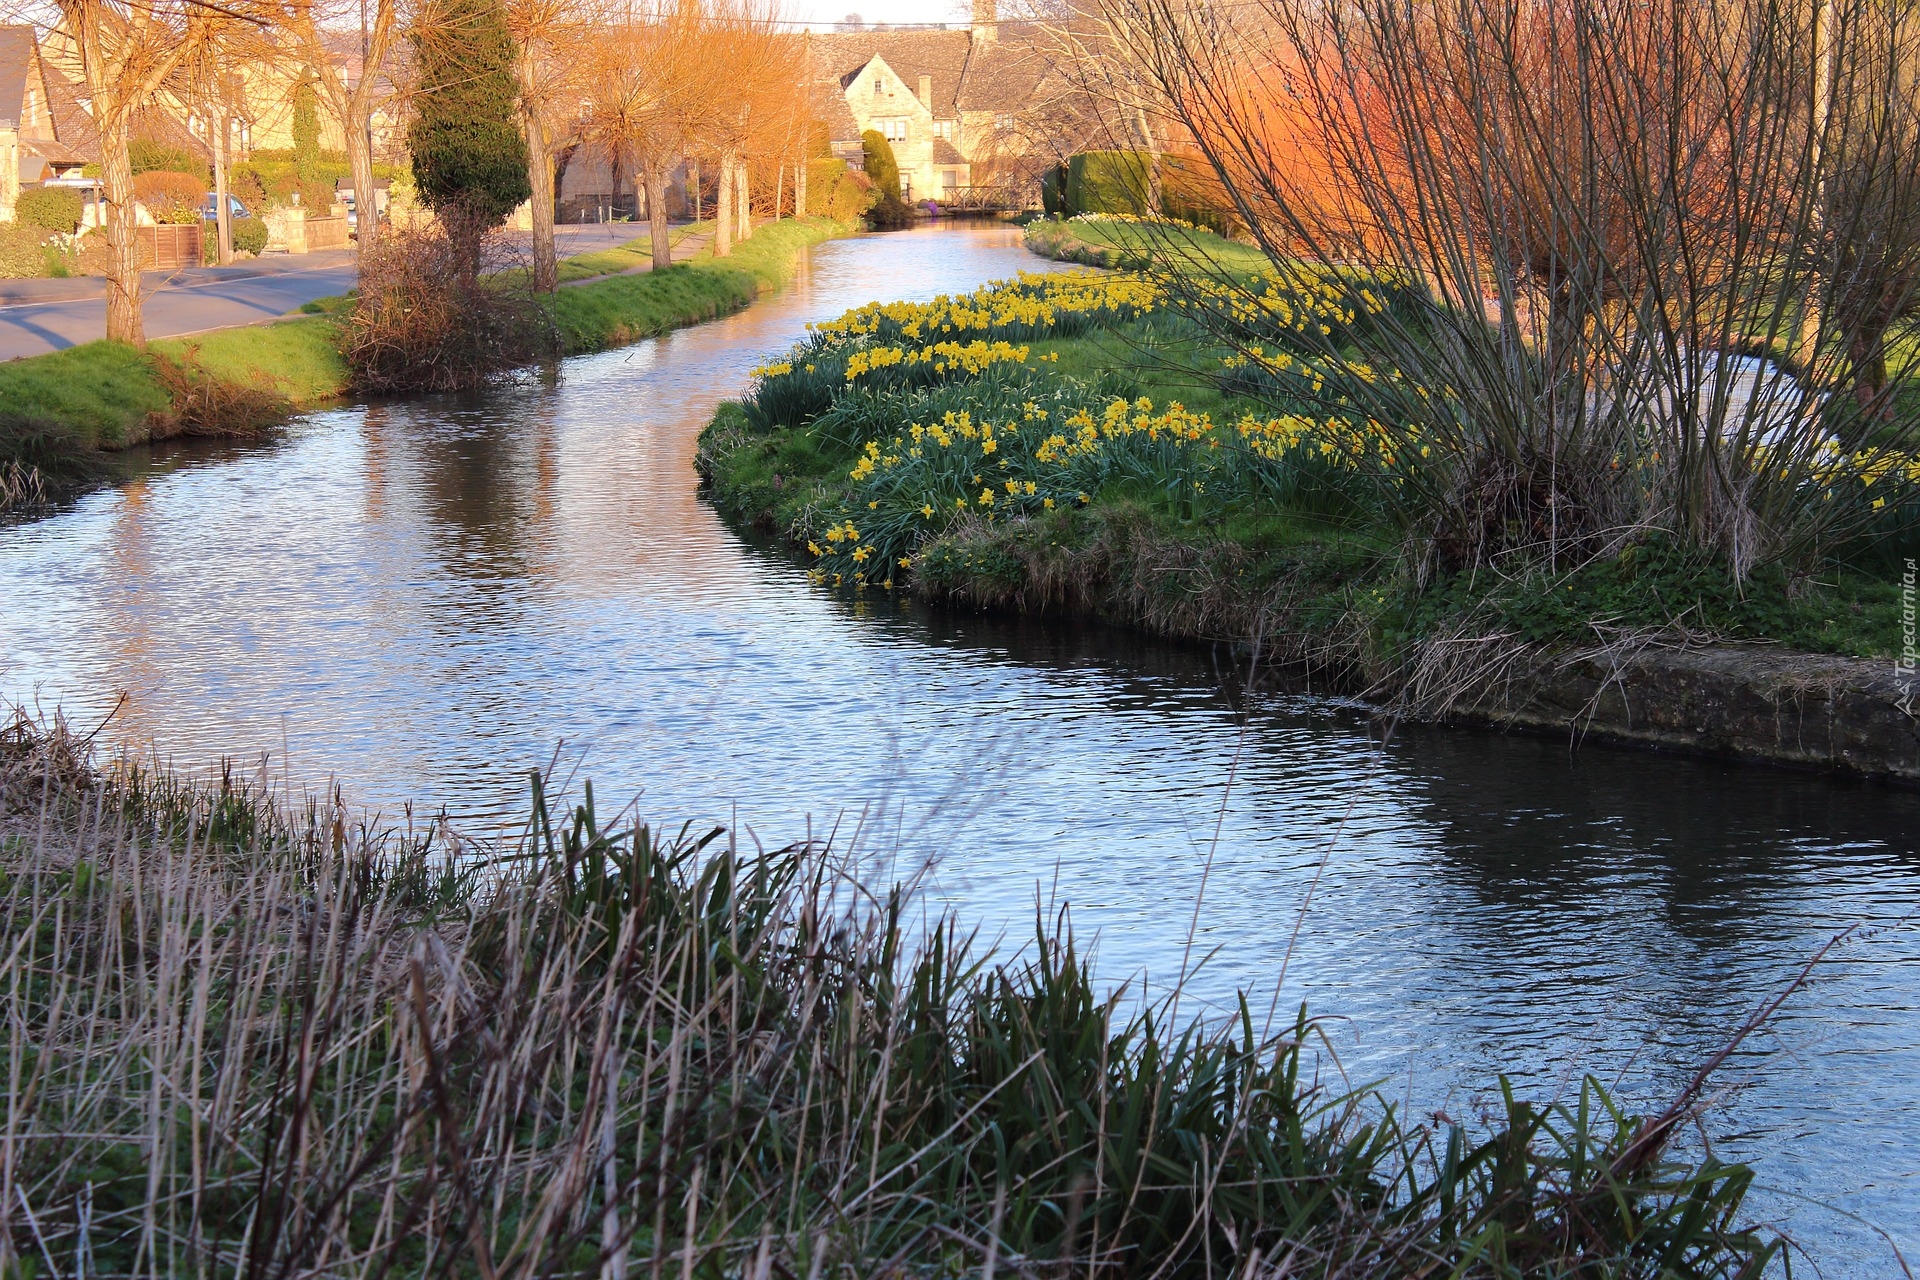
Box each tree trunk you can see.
[646,162,670,271]
[690,162,701,222]
[344,107,379,257]
[735,159,750,241]
[714,148,734,256]
[775,162,784,220]
[524,107,556,293]
[795,156,807,219]
[100,113,144,347]
[1850,318,1890,414]
[212,110,233,265]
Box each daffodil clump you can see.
[728,269,1444,590]
[803,395,1409,587]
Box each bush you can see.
[230,216,268,256]
[0,223,50,278]
[15,187,84,235]
[1066,150,1153,215]
[408,0,532,241]
[1159,153,1243,237]
[1040,162,1069,215]
[128,138,209,183]
[202,215,270,263]
[807,158,873,222]
[860,129,901,198]
[133,170,207,225]
[341,222,552,393]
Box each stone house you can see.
[0,26,97,223]
[805,0,1085,204]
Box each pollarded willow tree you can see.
[693,0,802,257]
[1095,0,1920,582]
[53,0,274,345]
[505,0,598,291]
[579,0,708,272]
[280,0,405,260]
[408,0,532,286]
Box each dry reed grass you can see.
[0,710,1787,1278]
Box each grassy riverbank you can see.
[697,269,1913,707]
[0,217,853,506]
[0,712,1783,1278]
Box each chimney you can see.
[918,74,934,108]
[971,0,997,44]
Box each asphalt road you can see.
[0,225,667,362]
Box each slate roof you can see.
[954,25,1056,114]
[932,137,966,165]
[37,52,99,160]
[808,29,972,118]
[0,26,34,129]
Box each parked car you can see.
[201,194,251,222]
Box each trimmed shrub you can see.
[15,187,84,235]
[0,223,50,278]
[1065,150,1153,215]
[231,216,269,256]
[860,130,913,228]
[808,158,873,222]
[1160,153,1242,237]
[133,170,208,225]
[408,0,532,247]
[1040,162,1069,216]
[860,129,901,198]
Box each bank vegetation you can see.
[0,709,1791,1278]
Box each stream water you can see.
[2,223,1916,1272]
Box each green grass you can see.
[1025,216,1271,274]
[1,217,855,463]
[0,342,174,448]
[553,219,711,283]
[153,317,350,405]
[555,217,853,355]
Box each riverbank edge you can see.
[696,402,1919,785]
[0,217,857,481]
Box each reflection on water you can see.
[1,224,1916,1272]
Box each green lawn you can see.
[2,216,857,488]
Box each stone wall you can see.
[1449,645,1919,783]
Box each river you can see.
[2,223,1916,1273]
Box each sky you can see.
[789,0,971,29]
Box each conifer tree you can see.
[409,0,532,284]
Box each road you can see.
[0,224,671,362]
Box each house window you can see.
[932,120,955,140]
[994,112,1016,132]
[942,168,959,191]
[877,116,909,142]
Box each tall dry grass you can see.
[0,711,1784,1278]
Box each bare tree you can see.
[280,0,402,259]
[579,1,703,271]
[53,0,269,344]
[695,0,798,257]
[1099,0,1919,578]
[507,0,594,291]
